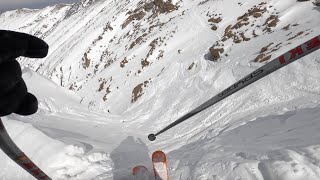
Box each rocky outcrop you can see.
[132,80,150,103]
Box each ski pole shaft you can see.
[0,118,52,180]
[148,35,320,141]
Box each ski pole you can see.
[0,118,52,180]
[148,35,320,141]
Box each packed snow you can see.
[0,0,320,179]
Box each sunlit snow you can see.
[0,0,320,179]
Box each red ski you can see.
[152,150,169,180]
[132,165,149,180]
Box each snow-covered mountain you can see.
[0,0,320,179]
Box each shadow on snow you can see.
[110,136,153,180]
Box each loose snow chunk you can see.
[0,119,113,180]
[258,149,320,180]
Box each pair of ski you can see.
[133,150,169,180]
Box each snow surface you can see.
[0,0,320,179]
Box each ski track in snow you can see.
[0,0,320,179]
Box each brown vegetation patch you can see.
[148,38,159,57]
[261,15,280,33]
[211,25,218,31]
[69,84,75,91]
[153,0,177,13]
[208,17,222,23]
[141,59,150,68]
[208,2,280,61]
[270,43,283,52]
[282,24,290,31]
[104,22,113,31]
[98,81,106,92]
[148,22,165,33]
[139,0,178,14]
[122,11,146,29]
[260,43,274,53]
[237,5,267,21]
[240,33,251,41]
[252,30,258,37]
[94,63,100,74]
[188,62,195,70]
[100,50,116,69]
[288,31,304,41]
[129,33,147,49]
[103,86,111,101]
[69,83,79,91]
[260,55,272,62]
[82,53,91,69]
[233,35,243,43]
[222,26,234,41]
[120,57,128,68]
[268,18,279,27]
[147,37,165,58]
[254,53,271,62]
[232,20,250,29]
[253,12,262,18]
[132,80,150,103]
[209,47,224,60]
[198,0,210,5]
[157,50,164,60]
[254,42,283,63]
[207,15,222,31]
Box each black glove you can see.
[0,30,48,116]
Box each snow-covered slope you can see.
[0,0,320,179]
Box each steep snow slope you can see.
[0,0,320,179]
[0,68,114,180]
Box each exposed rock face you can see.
[122,11,146,29]
[65,0,98,18]
[152,0,178,13]
[122,0,178,29]
[120,58,128,68]
[2,0,318,112]
[82,53,91,69]
[208,2,284,61]
[132,80,150,103]
[208,16,223,31]
[210,47,224,60]
[187,62,195,70]
[208,17,222,23]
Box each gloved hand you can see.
[0,30,48,116]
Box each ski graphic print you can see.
[132,165,149,180]
[0,119,51,180]
[152,151,169,180]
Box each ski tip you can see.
[132,165,148,175]
[148,134,156,141]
